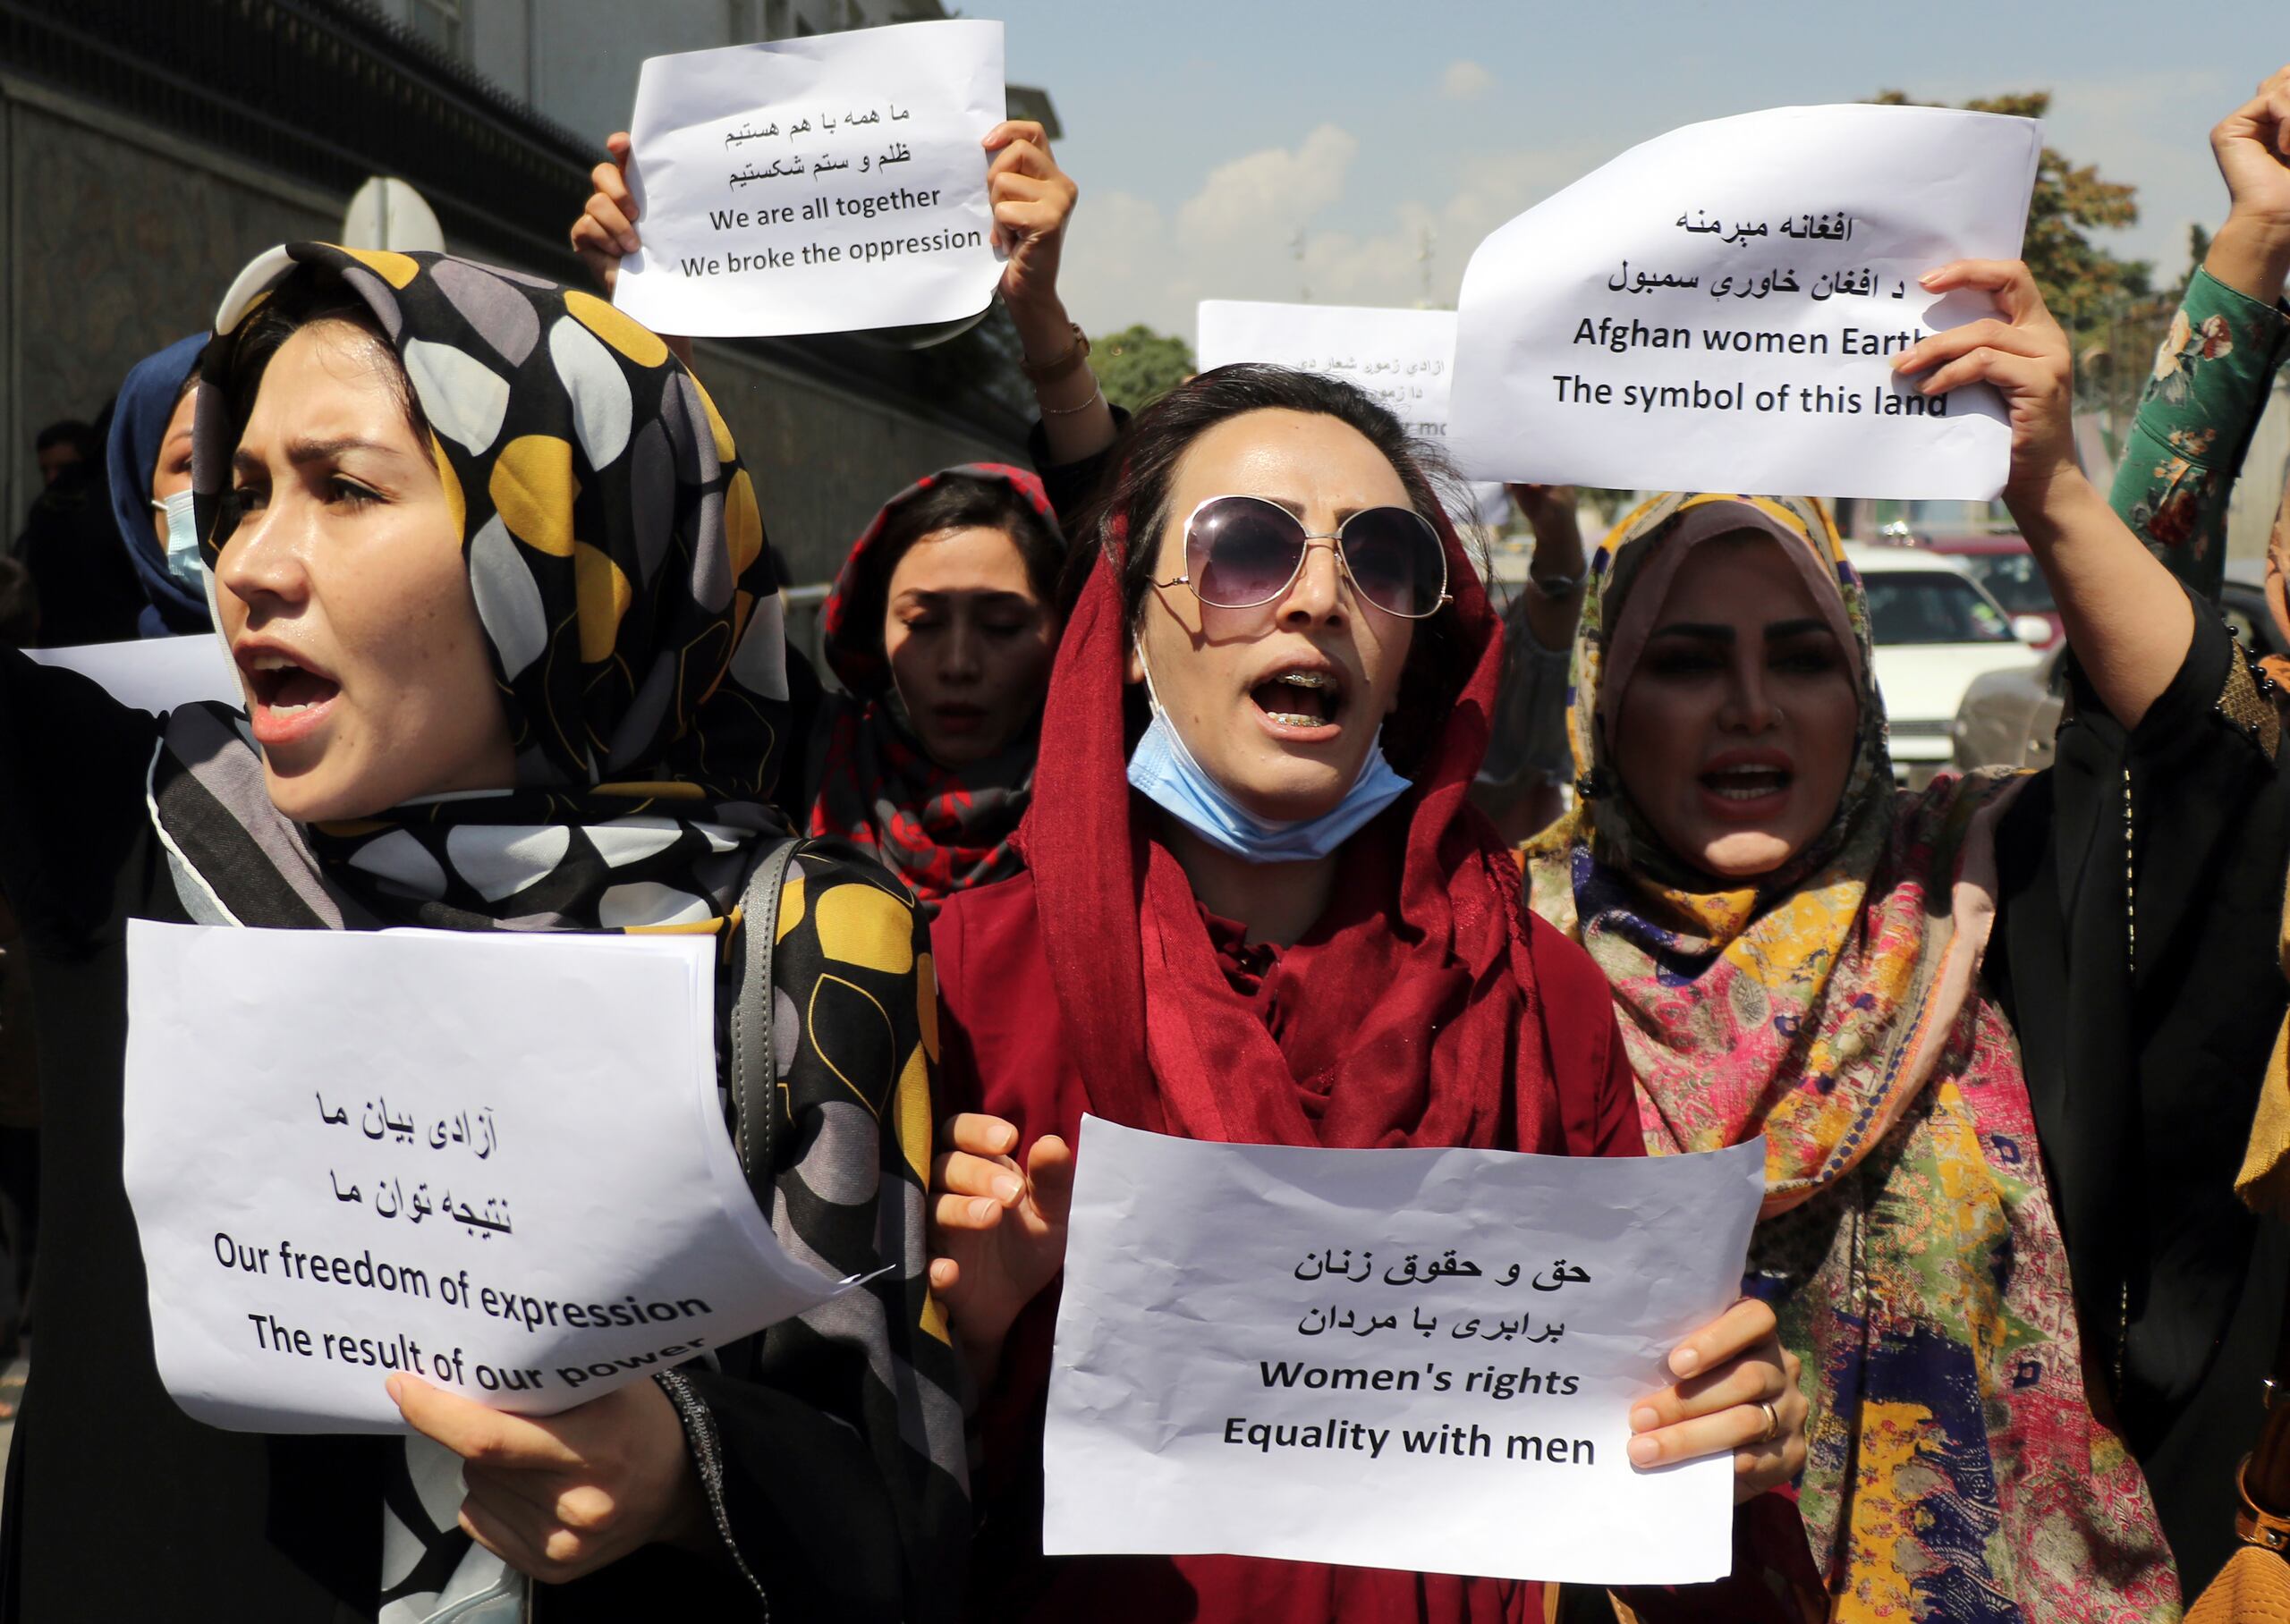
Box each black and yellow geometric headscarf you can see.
[152,244,972,1617]
[160,241,790,935]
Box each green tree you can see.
[1093,324,1195,412]
[1872,89,2183,446]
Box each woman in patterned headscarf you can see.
[1522,255,2290,1620]
[0,242,964,1621]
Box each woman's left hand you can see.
[1626,1297,1807,1503]
[984,119,1079,319]
[389,1372,704,1582]
[1891,260,2077,512]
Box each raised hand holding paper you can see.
[1042,1117,1766,1586]
[1449,104,2041,499]
[613,20,1005,338]
[123,921,861,1432]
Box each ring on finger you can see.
[1755,1400,1780,1444]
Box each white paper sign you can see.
[614,21,1005,338]
[123,920,861,1433]
[1200,301,1463,445]
[1198,300,1512,527]
[1450,105,2041,499]
[1043,1117,1766,1586]
[29,636,240,715]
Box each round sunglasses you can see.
[1152,495,1452,620]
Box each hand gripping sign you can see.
[1042,1116,1767,1586]
[123,922,863,1432]
[613,20,1006,340]
[1449,104,2040,500]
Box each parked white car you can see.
[1953,559,2286,772]
[1843,545,2044,785]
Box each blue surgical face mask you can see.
[1125,651,1412,863]
[153,489,204,589]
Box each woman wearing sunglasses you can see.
[921,365,1809,1624]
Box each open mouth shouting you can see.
[1696,749,1795,822]
[236,640,344,749]
[1249,659,1348,743]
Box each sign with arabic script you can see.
[1041,1117,1766,1586]
[614,20,1005,338]
[123,921,863,1432]
[1450,104,2040,499]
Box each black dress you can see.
[0,651,964,1621]
[1989,596,2290,1593]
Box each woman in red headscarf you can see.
[922,365,1811,1623]
[803,464,1070,912]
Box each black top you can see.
[1989,597,2290,1592]
[0,649,963,1621]
[10,463,145,647]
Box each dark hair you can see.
[1070,363,1481,769]
[221,275,427,448]
[849,470,1069,641]
[32,419,98,461]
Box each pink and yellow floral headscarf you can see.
[1523,495,2176,1621]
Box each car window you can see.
[1960,553,2057,615]
[1862,572,2017,646]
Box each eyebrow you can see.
[1230,496,1392,527]
[230,435,399,479]
[1649,617,1837,642]
[892,587,1034,606]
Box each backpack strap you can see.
[728,834,804,1208]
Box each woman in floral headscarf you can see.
[0,242,964,1621]
[1524,250,2290,1618]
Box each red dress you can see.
[933,859,1643,1624]
[929,493,1811,1623]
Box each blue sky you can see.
[982,0,2287,338]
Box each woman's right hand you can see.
[2206,64,2290,304]
[928,1112,1073,1381]
[571,132,642,295]
[568,134,694,368]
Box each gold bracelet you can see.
[1039,385,1103,418]
[1021,322,1092,387]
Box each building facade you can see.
[0,0,1054,587]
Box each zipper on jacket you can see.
[657,1368,771,1619]
[2115,764,2135,1394]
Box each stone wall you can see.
[1,75,1016,591]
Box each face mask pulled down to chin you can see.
[1124,652,1412,863]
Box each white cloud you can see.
[1175,123,1359,244]
[1441,60,1493,102]
[1060,132,1605,339]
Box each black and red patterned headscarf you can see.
[807,464,1060,912]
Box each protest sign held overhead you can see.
[123,922,865,1433]
[1450,105,2041,499]
[1198,300,1510,524]
[1042,1117,1766,1586]
[613,20,1005,338]
[1198,301,1463,444]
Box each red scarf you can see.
[1016,510,1561,1154]
[808,463,1057,909]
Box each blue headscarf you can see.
[105,333,209,637]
